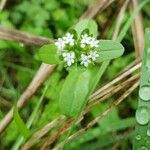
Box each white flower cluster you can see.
[55,32,99,67]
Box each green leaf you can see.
[133,28,150,149]
[13,106,31,138]
[74,19,98,37]
[36,44,61,64]
[95,40,124,63]
[59,67,91,117]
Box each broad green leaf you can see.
[59,67,90,117]
[95,40,124,63]
[13,106,31,138]
[74,19,98,37]
[36,44,60,64]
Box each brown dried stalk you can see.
[130,0,144,58]
[90,61,141,100]
[53,81,139,150]
[80,0,116,19]
[0,26,53,46]
[112,0,130,40]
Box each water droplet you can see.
[141,146,148,150]
[146,140,150,144]
[136,134,141,140]
[147,48,150,54]
[136,106,149,125]
[146,61,150,72]
[139,86,150,101]
[147,129,150,136]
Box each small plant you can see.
[134,28,150,149]
[37,19,125,117]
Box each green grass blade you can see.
[13,106,31,138]
[117,0,149,42]
[133,28,150,149]
[12,79,51,150]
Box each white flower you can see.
[89,38,99,48]
[80,34,90,46]
[62,52,75,66]
[89,51,99,61]
[63,33,75,46]
[80,34,99,48]
[55,38,66,53]
[80,54,91,67]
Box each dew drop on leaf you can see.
[135,134,141,140]
[135,106,149,125]
[147,48,150,54]
[139,86,150,101]
[141,146,148,150]
[147,129,150,137]
[146,61,150,72]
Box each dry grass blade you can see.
[21,116,65,150]
[0,0,7,12]
[130,0,144,58]
[80,0,116,19]
[86,73,140,112]
[0,26,53,46]
[0,64,56,134]
[90,61,141,100]
[53,81,139,150]
[112,0,130,40]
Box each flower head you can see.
[63,33,75,46]
[80,54,91,67]
[62,52,75,66]
[55,38,66,50]
[80,33,99,48]
[89,38,99,48]
[89,51,99,61]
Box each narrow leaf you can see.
[13,106,31,138]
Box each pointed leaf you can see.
[13,106,31,138]
[36,44,60,64]
[74,19,98,37]
[96,40,124,63]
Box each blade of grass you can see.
[133,28,150,149]
[12,78,52,150]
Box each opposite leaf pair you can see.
[37,19,124,117]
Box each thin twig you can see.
[21,116,65,150]
[0,26,53,46]
[80,0,116,19]
[53,81,139,150]
[90,62,141,100]
[112,0,130,40]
